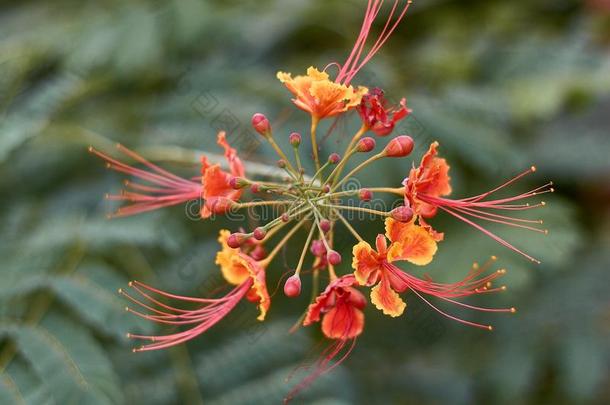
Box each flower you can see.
[120,230,269,351]
[357,88,411,136]
[89,144,202,217]
[277,67,367,119]
[286,275,365,403]
[201,131,246,218]
[353,218,514,328]
[404,142,553,263]
[352,218,438,316]
[303,274,366,339]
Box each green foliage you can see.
[1,0,609,404]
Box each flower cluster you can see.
[91,1,553,401]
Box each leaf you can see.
[0,313,122,404]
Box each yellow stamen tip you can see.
[124,306,129,311]
[487,325,494,331]
[87,146,93,152]
[501,286,507,291]
[541,201,546,206]
[126,333,131,338]
[132,348,137,353]
[544,230,549,235]
[117,288,123,294]
[510,307,517,313]
[128,281,134,287]
[491,255,497,261]
[531,166,537,172]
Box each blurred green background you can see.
[1,0,609,404]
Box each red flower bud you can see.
[322,184,331,193]
[359,188,373,201]
[289,132,301,147]
[250,183,260,193]
[229,177,248,190]
[320,219,331,233]
[283,274,302,297]
[310,240,327,257]
[227,233,245,248]
[384,135,414,157]
[390,206,414,223]
[277,159,286,168]
[281,213,290,222]
[253,227,266,240]
[357,137,376,152]
[251,113,271,136]
[327,250,342,265]
[328,153,341,164]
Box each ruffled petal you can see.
[216,131,244,177]
[370,277,406,317]
[385,218,438,265]
[351,241,382,286]
[234,254,270,321]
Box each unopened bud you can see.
[310,240,326,257]
[359,188,373,201]
[357,137,376,153]
[320,219,331,233]
[390,206,414,223]
[277,159,286,169]
[253,227,266,240]
[322,184,331,193]
[289,132,301,147]
[251,113,271,136]
[327,250,342,265]
[250,183,260,193]
[284,274,302,297]
[328,153,341,164]
[227,233,246,248]
[229,177,248,190]
[281,213,290,222]
[384,135,414,157]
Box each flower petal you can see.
[351,241,382,286]
[385,218,438,265]
[370,277,406,317]
[321,304,364,339]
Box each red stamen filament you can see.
[416,168,554,263]
[120,280,250,351]
[89,145,202,217]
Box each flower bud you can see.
[327,250,342,265]
[253,227,266,240]
[281,213,290,222]
[357,137,376,152]
[319,219,331,233]
[359,188,373,201]
[204,196,234,214]
[283,274,302,297]
[251,113,271,136]
[328,153,341,164]
[250,183,260,193]
[384,135,414,157]
[390,206,414,223]
[289,132,301,147]
[229,177,248,190]
[277,159,286,169]
[227,233,246,248]
[322,184,331,193]
[310,240,327,257]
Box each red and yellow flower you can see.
[201,132,246,218]
[277,67,367,119]
[352,218,438,316]
[120,230,269,351]
[403,142,552,262]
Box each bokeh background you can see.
[1,0,610,404]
